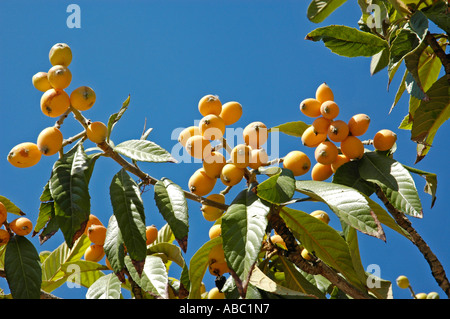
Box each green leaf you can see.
[295,180,385,239]
[370,48,390,76]
[34,182,55,238]
[107,94,131,142]
[86,273,122,299]
[5,236,42,299]
[221,188,271,296]
[154,178,189,252]
[402,164,438,208]
[0,195,25,216]
[306,25,388,57]
[307,0,348,23]
[109,169,147,273]
[114,139,176,163]
[269,121,310,137]
[49,143,96,247]
[141,255,170,299]
[332,161,376,197]
[256,168,296,204]
[103,214,126,274]
[422,1,450,34]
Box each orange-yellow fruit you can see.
[209,261,230,276]
[301,126,327,148]
[209,224,222,239]
[220,163,245,186]
[311,162,333,181]
[70,86,96,111]
[188,168,217,197]
[299,98,322,118]
[186,135,212,160]
[219,101,242,125]
[341,136,365,160]
[310,210,330,224]
[202,193,226,222]
[203,151,226,179]
[178,126,200,147]
[40,88,70,118]
[314,141,338,165]
[230,144,251,169]
[373,129,397,151]
[199,114,226,141]
[209,244,226,264]
[243,121,268,149]
[87,224,107,246]
[315,83,334,103]
[32,72,52,92]
[0,202,7,225]
[270,234,286,249]
[0,229,10,245]
[47,65,72,90]
[301,248,313,261]
[327,120,349,142]
[84,214,103,235]
[348,114,370,136]
[86,121,108,144]
[331,154,350,173]
[198,94,222,117]
[49,43,72,66]
[208,287,225,299]
[248,148,269,170]
[283,150,311,176]
[9,217,33,236]
[37,126,64,156]
[84,244,105,262]
[312,117,331,134]
[146,225,158,245]
[7,142,42,168]
[320,101,340,120]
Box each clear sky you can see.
[0,0,448,299]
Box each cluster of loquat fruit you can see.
[0,201,34,246]
[298,83,398,181]
[7,43,110,169]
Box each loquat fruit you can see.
[70,86,96,111]
[47,65,72,90]
[282,150,311,176]
[207,287,225,299]
[86,121,108,144]
[230,144,251,169]
[315,82,334,103]
[178,126,200,147]
[202,193,225,222]
[373,129,397,151]
[84,244,105,262]
[209,224,222,239]
[248,147,269,170]
[199,114,226,141]
[208,244,226,264]
[396,275,410,289]
[198,94,222,117]
[270,234,286,249]
[32,72,52,92]
[37,126,64,156]
[426,292,440,299]
[9,217,33,236]
[203,151,226,179]
[0,202,7,225]
[415,293,428,299]
[310,210,330,224]
[301,126,327,148]
[320,101,340,120]
[146,225,158,245]
[327,120,349,142]
[49,43,72,67]
[331,154,350,173]
[219,101,242,125]
[311,162,333,181]
[84,214,104,236]
[7,142,42,168]
[340,136,364,160]
[40,88,70,118]
[301,248,313,261]
[243,121,268,149]
[186,135,212,160]
[299,98,322,118]
[314,141,338,165]
[209,261,230,276]
[348,114,370,136]
[188,168,217,197]
[0,229,10,245]
[220,163,245,186]
[312,116,331,134]
[87,224,107,246]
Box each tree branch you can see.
[425,32,450,83]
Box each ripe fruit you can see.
[270,234,286,250]
[283,150,311,176]
[40,88,70,117]
[320,101,340,120]
[87,224,107,246]
[146,225,158,245]
[340,136,365,160]
[178,126,200,147]
[84,244,105,262]
[7,142,42,168]
[230,144,251,169]
[198,94,222,117]
[220,101,242,125]
[203,151,226,179]
[9,217,33,236]
[301,126,327,148]
[49,43,72,66]
[70,86,96,111]
[248,148,269,170]
[86,121,108,144]
[37,126,63,156]
[373,129,397,151]
[0,229,10,245]
[243,121,268,149]
[301,248,313,261]
[207,287,225,299]
[312,117,331,134]
[0,202,8,225]
[311,162,333,181]
[426,292,440,299]
[310,210,330,224]
[396,275,410,289]
[209,224,222,239]
[327,120,349,142]
[331,154,350,173]
[220,163,245,186]
[202,194,225,222]
[32,72,52,92]
[209,261,230,276]
[199,114,226,141]
[209,244,226,263]
[348,114,370,136]
[186,135,212,160]
[299,98,322,118]
[188,168,216,197]
[315,141,338,165]
[47,65,72,90]
[315,83,334,103]
[415,293,428,299]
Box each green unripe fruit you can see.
[396,275,410,289]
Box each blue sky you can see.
[0,1,448,299]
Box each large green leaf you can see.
[221,187,271,295]
[306,25,388,57]
[402,164,438,208]
[114,139,176,163]
[256,168,296,204]
[332,161,376,197]
[269,121,310,137]
[359,152,423,218]
[5,236,42,299]
[110,169,147,274]
[422,0,450,34]
[86,273,122,299]
[103,214,126,274]
[154,178,189,252]
[141,255,170,299]
[0,195,25,216]
[307,0,348,23]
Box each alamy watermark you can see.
[67,4,81,29]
